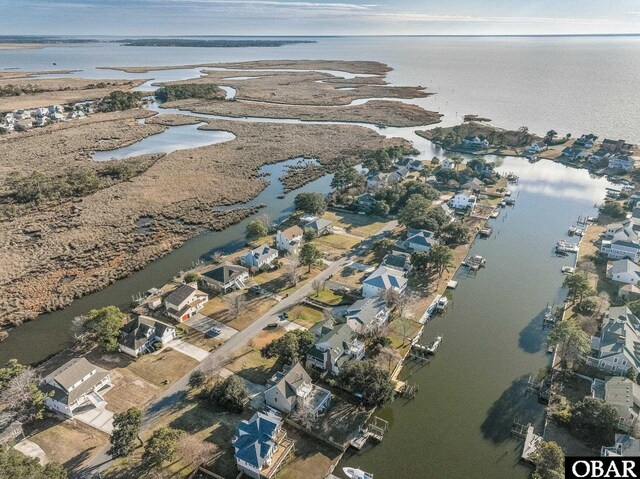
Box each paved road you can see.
[82,221,395,477]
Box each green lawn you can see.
[226,347,280,384]
[287,304,325,328]
[322,211,386,238]
[310,288,345,305]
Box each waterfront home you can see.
[305,218,333,237]
[241,244,279,271]
[607,259,640,285]
[34,107,48,117]
[276,225,303,255]
[528,141,547,154]
[307,320,365,375]
[575,134,598,149]
[391,166,411,181]
[460,135,489,151]
[366,172,395,190]
[396,157,424,172]
[600,237,640,263]
[588,306,640,374]
[605,218,640,238]
[201,263,249,293]
[448,189,477,211]
[164,283,208,322]
[609,155,638,172]
[561,146,589,162]
[382,251,412,274]
[264,362,331,416]
[362,265,407,298]
[589,149,614,165]
[602,434,640,457]
[343,297,390,334]
[602,139,634,155]
[440,158,455,170]
[471,162,495,178]
[404,228,437,253]
[118,315,176,357]
[603,376,640,434]
[232,411,292,479]
[460,177,485,193]
[40,358,111,417]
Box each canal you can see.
[340,157,609,478]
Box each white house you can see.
[527,141,547,154]
[40,358,111,417]
[264,362,331,416]
[118,315,176,357]
[276,225,303,255]
[607,259,640,285]
[405,228,437,253]
[233,411,287,479]
[362,265,408,298]
[448,189,477,211]
[588,306,640,374]
[602,434,640,457]
[440,158,455,170]
[461,136,489,151]
[241,244,278,271]
[307,321,365,375]
[609,155,638,172]
[164,283,208,322]
[343,297,390,334]
[601,238,640,263]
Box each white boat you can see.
[561,266,575,274]
[425,336,443,354]
[343,467,373,479]
[556,240,579,253]
[436,296,449,310]
[464,255,486,270]
[490,210,499,219]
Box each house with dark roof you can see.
[264,362,331,415]
[382,251,412,274]
[241,244,279,271]
[460,136,489,151]
[588,306,640,374]
[307,321,365,375]
[232,411,292,479]
[460,177,485,193]
[118,315,176,357]
[164,284,208,322]
[404,228,437,253]
[201,263,249,293]
[343,297,390,334]
[41,358,111,417]
[276,225,303,255]
[362,265,408,298]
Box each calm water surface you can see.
[0,35,631,479]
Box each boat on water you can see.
[543,304,557,324]
[568,226,577,236]
[425,336,443,354]
[464,255,486,270]
[343,467,373,479]
[547,345,556,355]
[561,266,575,274]
[436,296,449,310]
[490,210,499,219]
[556,240,579,253]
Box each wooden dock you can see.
[349,417,388,450]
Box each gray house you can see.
[201,263,249,293]
[307,321,365,375]
[264,362,331,416]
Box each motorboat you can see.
[561,266,575,274]
[425,336,443,354]
[436,296,449,310]
[343,467,373,479]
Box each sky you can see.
[1,0,640,36]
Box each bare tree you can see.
[311,278,325,297]
[379,289,401,310]
[257,213,271,229]
[0,367,44,422]
[211,250,223,263]
[176,433,215,466]
[201,353,230,376]
[291,402,316,429]
[227,294,247,319]
[284,255,300,287]
[392,316,415,347]
[376,347,402,373]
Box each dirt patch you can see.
[103,367,159,413]
[127,347,198,387]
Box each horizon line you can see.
[2,33,640,38]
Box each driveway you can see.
[185,313,238,341]
[74,404,114,435]
[166,338,209,362]
[14,439,47,464]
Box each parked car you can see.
[205,326,222,337]
[265,322,279,329]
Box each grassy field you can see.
[127,348,198,387]
[335,266,368,290]
[278,428,342,479]
[287,304,325,328]
[226,346,280,385]
[104,368,159,413]
[312,233,361,259]
[322,211,385,238]
[201,292,278,331]
[310,288,345,305]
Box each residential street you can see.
[82,220,396,477]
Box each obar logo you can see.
[566,457,639,478]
